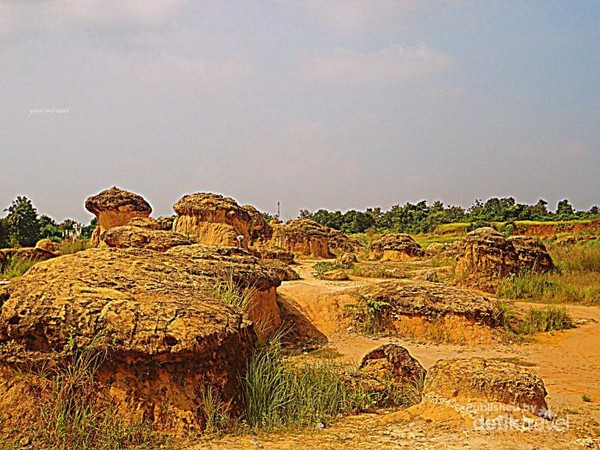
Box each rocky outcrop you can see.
[269,219,360,259]
[455,228,553,293]
[125,217,161,230]
[35,239,61,254]
[508,236,554,273]
[157,216,175,231]
[101,226,193,252]
[369,234,424,261]
[173,193,252,249]
[359,280,503,326]
[250,246,295,265]
[423,358,548,416]
[242,204,272,242]
[0,246,282,431]
[85,187,152,247]
[336,252,357,269]
[0,247,57,263]
[360,344,426,388]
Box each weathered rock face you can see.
[156,216,175,231]
[35,239,61,254]
[337,252,357,269]
[269,219,360,259]
[423,358,548,415]
[270,219,332,258]
[85,187,152,247]
[359,280,503,326]
[0,247,57,263]
[125,217,161,230]
[369,234,424,261]
[101,226,193,252]
[455,228,553,293]
[250,246,295,265]
[242,204,272,242]
[0,246,282,431]
[508,236,554,273]
[359,344,426,389]
[173,193,252,249]
[165,244,282,338]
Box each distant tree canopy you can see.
[1,196,87,248]
[299,197,600,234]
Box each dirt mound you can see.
[422,357,548,415]
[455,227,553,293]
[359,344,426,388]
[269,219,360,259]
[370,234,425,261]
[101,225,193,252]
[0,246,284,432]
[85,187,152,247]
[173,193,252,249]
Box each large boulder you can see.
[0,246,280,432]
[359,344,426,388]
[369,234,424,261]
[173,193,252,249]
[35,238,61,254]
[359,280,503,326]
[507,236,554,273]
[455,228,553,293]
[85,187,152,247]
[269,219,360,259]
[101,226,193,252]
[423,358,548,416]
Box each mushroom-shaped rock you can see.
[165,244,282,337]
[369,234,424,261]
[85,187,152,247]
[172,193,252,249]
[423,358,548,416]
[101,226,193,252]
[359,344,426,389]
[455,228,553,293]
[269,219,359,259]
[0,247,269,432]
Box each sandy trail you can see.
[192,261,600,449]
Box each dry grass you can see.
[497,241,600,305]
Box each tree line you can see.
[299,198,600,235]
[0,196,95,248]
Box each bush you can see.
[519,305,574,333]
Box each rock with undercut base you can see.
[369,234,425,261]
[172,193,254,249]
[85,187,152,247]
[0,245,283,433]
[101,225,192,252]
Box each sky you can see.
[0,0,599,223]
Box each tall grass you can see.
[0,257,38,280]
[34,336,171,450]
[212,273,255,310]
[497,302,574,335]
[496,241,600,305]
[59,239,89,255]
[243,341,373,431]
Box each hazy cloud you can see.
[300,44,454,84]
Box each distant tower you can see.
[277,201,281,218]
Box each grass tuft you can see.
[0,257,38,280]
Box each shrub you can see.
[344,295,393,335]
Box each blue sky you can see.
[0,1,598,222]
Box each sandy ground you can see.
[191,261,600,450]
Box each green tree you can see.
[0,217,9,248]
[556,199,575,218]
[5,196,40,247]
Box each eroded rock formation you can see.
[359,344,426,389]
[173,193,253,249]
[0,245,281,431]
[369,234,424,261]
[85,187,152,247]
[455,227,553,293]
[101,226,193,252]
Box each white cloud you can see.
[301,0,425,33]
[300,44,454,84]
[134,52,252,89]
[0,0,189,38]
